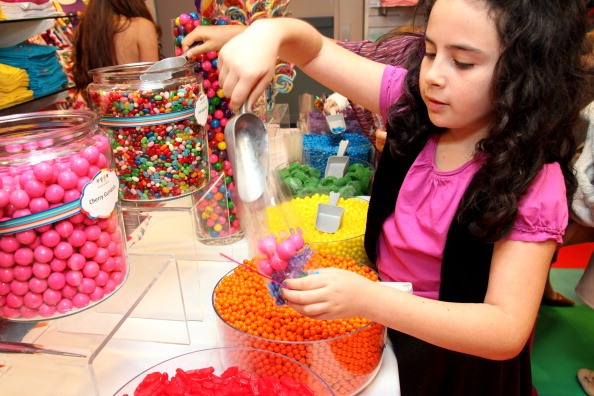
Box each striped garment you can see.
[336,33,424,143]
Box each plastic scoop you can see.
[315,191,344,233]
[224,104,268,202]
[140,41,203,82]
[324,139,350,178]
[326,113,346,134]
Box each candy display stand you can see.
[0,253,189,396]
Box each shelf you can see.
[0,14,79,48]
[0,14,78,24]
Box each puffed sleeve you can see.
[508,162,568,244]
[379,65,407,121]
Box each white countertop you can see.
[0,206,401,396]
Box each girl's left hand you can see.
[282,268,373,320]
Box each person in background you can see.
[71,0,161,107]
[208,0,591,394]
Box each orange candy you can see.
[213,252,386,395]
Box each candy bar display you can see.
[213,250,385,396]
[115,347,334,396]
[172,2,296,242]
[87,62,209,201]
[0,111,127,320]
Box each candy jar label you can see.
[80,169,119,218]
[195,93,209,126]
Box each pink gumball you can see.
[70,157,91,177]
[55,220,74,238]
[0,190,10,208]
[43,288,62,306]
[0,236,19,253]
[45,184,65,203]
[54,241,74,260]
[9,189,30,209]
[270,253,288,271]
[0,268,13,283]
[32,262,51,279]
[24,180,46,198]
[15,230,36,245]
[257,259,274,276]
[23,291,43,309]
[6,292,23,308]
[14,247,34,265]
[41,230,61,248]
[65,270,83,287]
[72,293,90,309]
[28,277,48,294]
[13,265,32,281]
[29,197,50,213]
[0,252,14,268]
[32,162,53,182]
[89,286,105,302]
[33,245,54,263]
[47,272,66,290]
[81,146,100,164]
[56,298,73,314]
[38,303,57,317]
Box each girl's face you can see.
[420,0,500,137]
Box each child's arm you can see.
[217,18,386,114]
[283,239,554,361]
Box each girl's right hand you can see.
[181,25,247,57]
[217,19,282,111]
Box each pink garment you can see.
[376,66,568,300]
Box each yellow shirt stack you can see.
[0,63,33,110]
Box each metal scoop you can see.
[326,113,346,134]
[315,191,344,233]
[224,104,268,202]
[325,139,350,178]
[140,41,202,82]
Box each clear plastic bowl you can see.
[114,346,334,395]
[213,269,386,396]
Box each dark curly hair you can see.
[388,0,593,242]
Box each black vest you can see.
[364,138,533,395]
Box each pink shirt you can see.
[376,66,568,299]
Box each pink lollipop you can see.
[289,228,305,250]
[257,258,274,276]
[276,238,296,260]
[269,252,288,271]
[257,234,277,257]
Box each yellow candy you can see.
[266,194,370,264]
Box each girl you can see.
[213,0,591,394]
[72,0,161,106]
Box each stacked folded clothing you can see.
[0,0,61,20]
[0,42,68,98]
[0,62,33,109]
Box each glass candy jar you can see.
[0,111,128,321]
[87,62,210,201]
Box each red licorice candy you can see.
[126,366,315,396]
